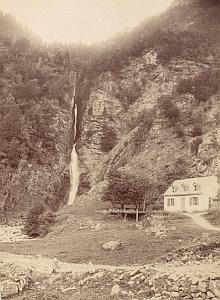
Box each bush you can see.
[115,81,142,108]
[78,173,91,195]
[191,125,203,137]
[162,158,189,187]
[24,202,55,237]
[190,137,203,155]
[177,71,220,103]
[204,210,220,226]
[100,124,117,152]
[128,109,154,131]
[175,124,185,138]
[157,96,181,125]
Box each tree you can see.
[24,201,55,237]
[102,171,160,209]
[157,96,181,125]
[102,172,145,208]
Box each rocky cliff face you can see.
[75,51,219,212]
[0,95,74,215]
[72,0,220,213]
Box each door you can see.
[181,197,185,212]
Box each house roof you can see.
[164,176,218,196]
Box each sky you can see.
[0,0,172,44]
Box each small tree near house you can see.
[102,171,159,210]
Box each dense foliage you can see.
[0,32,77,168]
[24,202,55,237]
[100,124,118,152]
[102,171,164,209]
[177,70,220,103]
[157,96,181,126]
[83,1,220,76]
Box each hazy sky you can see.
[1,0,172,44]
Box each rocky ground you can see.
[0,213,220,299]
[0,225,30,243]
[0,240,220,299]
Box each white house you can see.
[164,176,219,213]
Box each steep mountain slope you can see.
[0,18,77,215]
[0,0,219,218]
[74,0,220,213]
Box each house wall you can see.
[164,177,219,213]
[164,194,211,213]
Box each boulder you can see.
[171,291,180,298]
[0,279,19,298]
[210,280,220,298]
[102,241,124,251]
[110,284,120,296]
[94,223,101,230]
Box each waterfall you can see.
[67,93,80,205]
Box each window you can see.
[182,184,189,192]
[167,198,175,206]
[193,183,200,191]
[171,185,178,192]
[189,197,199,206]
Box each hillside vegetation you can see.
[0,0,219,218]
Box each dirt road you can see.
[185,213,220,232]
[0,251,133,274]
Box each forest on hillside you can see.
[0,0,219,221]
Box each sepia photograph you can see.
[0,0,219,299]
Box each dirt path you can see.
[0,251,134,275]
[1,250,220,282]
[185,213,220,232]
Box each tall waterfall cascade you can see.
[67,91,80,205]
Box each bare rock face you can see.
[79,72,125,173]
[198,131,220,175]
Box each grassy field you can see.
[0,210,218,266]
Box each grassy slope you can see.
[0,213,218,266]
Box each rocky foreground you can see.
[0,240,220,299]
[0,225,29,243]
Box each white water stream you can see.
[67,93,80,205]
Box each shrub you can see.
[24,202,55,237]
[157,96,181,125]
[116,81,142,108]
[128,109,154,131]
[100,124,117,152]
[162,158,188,186]
[204,210,220,226]
[177,78,192,95]
[191,125,203,137]
[175,124,185,138]
[177,71,220,103]
[190,137,203,155]
[78,173,91,195]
